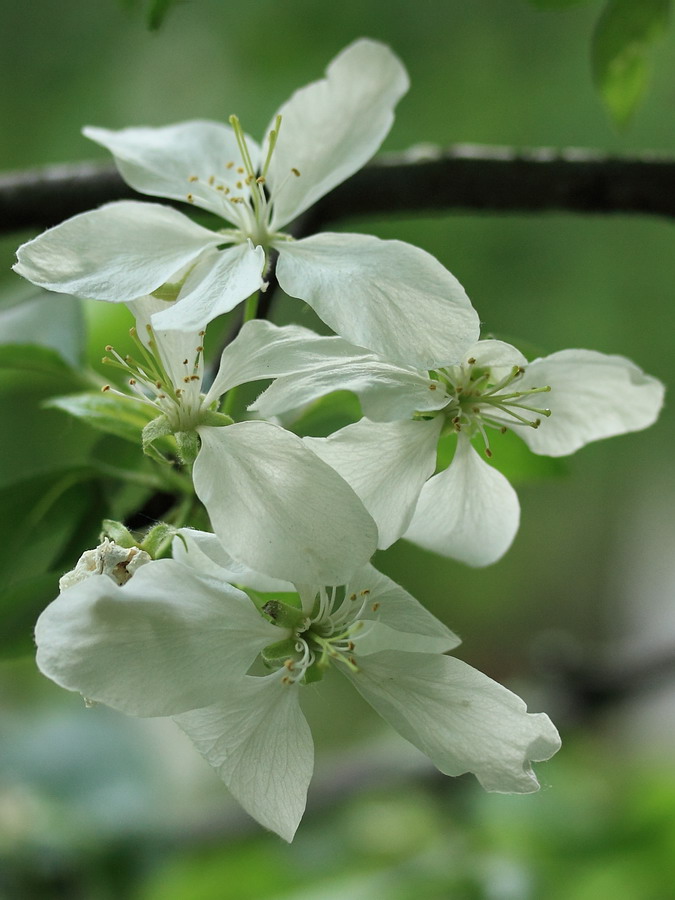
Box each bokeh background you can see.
[2,1,675,897]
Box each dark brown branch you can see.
[4,144,675,236]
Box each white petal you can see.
[174,673,313,841]
[276,233,480,368]
[84,121,261,224]
[404,435,520,567]
[344,565,461,655]
[151,241,265,331]
[35,559,279,717]
[206,319,374,403]
[303,418,442,548]
[517,349,665,457]
[345,651,561,793]
[253,357,446,422]
[14,201,219,300]
[266,39,408,229]
[173,528,295,594]
[462,339,527,368]
[194,421,378,584]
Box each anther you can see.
[208,175,215,185]
[256,176,266,184]
[237,167,244,174]
[485,448,493,458]
[226,162,234,169]
[188,175,199,183]
[291,167,301,177]
[102,385,110,392]
[187,193,195,203]
[467,357,476,365]
[349,593,357,601]
[371,602,380,612]
[429,383,437,391]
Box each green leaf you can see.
[46,391,155,445]
[0,469,97,590]
[527,0,594,8]
[0,343,89,387]
[0,367,99,489]
[0,572,61,658]
[592,0,670,127]
[0,285,85,367]
[147,0,178,29]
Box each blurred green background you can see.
[2,1,675,897]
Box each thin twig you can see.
[4,144,675,235]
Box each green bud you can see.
[261,637,299,668]
[139,522,175,558]
[175,430,200,464]
[200,410,234,428]
[142,414,173,456]
[100,519,137,549]
[262,599,309,630]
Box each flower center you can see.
[432,358,551,457]
[263,585,380,685]
[102,325,207,433]
[183,114,301,249]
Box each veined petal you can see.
[253,357,443,423]
[84,121,261,224]
[174,672,313,842]
[14,201,219,300]
[35,559,279,717]
[150,242,265,331]
[266,39,408,230]
[303,418,442,548]
[276,233,480,368]
[344,565,461,655]
[517,349,665,457]
[404,435,520,567]
[345,651,561,793]
[173,528,295,594]
[194,421,378,584]
[206,319,375,403]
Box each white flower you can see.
[103,298,378,585]
[36,529,561,842]
[171,530,561,841]
[245,326,665,566]
[13,39,479,368]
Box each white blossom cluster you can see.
[15,39,664,841]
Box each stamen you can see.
[261,114,282,178]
